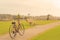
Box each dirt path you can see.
[0,22,60,40]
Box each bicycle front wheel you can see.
[18,24,25,36]
[9,25,17,39]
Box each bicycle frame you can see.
[9,14,25,39]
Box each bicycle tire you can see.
[18,24,25,36]
[9,25,17,39]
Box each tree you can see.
[47,14,50,20]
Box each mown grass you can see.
[0,21,11,35]
[34,20,58,25]
[31,25,60,40]
[0,20,59,35]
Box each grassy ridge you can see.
[0,20,59,35]
[31,25,60,40]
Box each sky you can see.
[0,0,60,16]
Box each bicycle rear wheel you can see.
[18,24,25,36]
[9,25,17,39]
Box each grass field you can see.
[0,20,59,35]
[31,25,60,40]
[0,21,11,35]
[34,20,58,25]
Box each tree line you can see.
[0,14,59,21]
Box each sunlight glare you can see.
[52,0,60,8]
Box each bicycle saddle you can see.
[12,22,16,24]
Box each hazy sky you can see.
[0,0,60,16]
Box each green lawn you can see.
[34,20,58,25]
[0,20,59,35]
[31,25,60,40]
[0,21,11,35]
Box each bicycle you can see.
[9,14,25,39]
